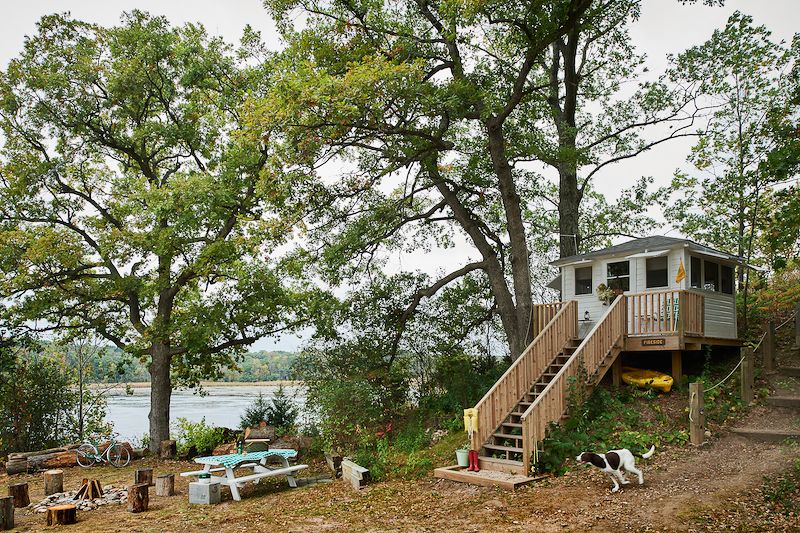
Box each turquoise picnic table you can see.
[180,449,308,501]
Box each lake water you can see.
[104,384,306,442]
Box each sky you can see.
[1,0,798,351]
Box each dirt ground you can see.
[1,430,797,533]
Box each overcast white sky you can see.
[1,0,797,350]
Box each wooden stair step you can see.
[501,422,522,429]
[766,396,800,408]
[433,465,545,490]
[731,428,800,442]
[492,432,522,441]
[778,367,800,377]
[483,443,523,453]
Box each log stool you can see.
[46,504,77,526]
[155,474,175,497]
[0,496,13,530]
[134,468,154,486]
[44,469,64,496]
[127,483,149,513]
[159,440,177,459]
[8,482,29,508]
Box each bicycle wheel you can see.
[76,443,98,467]
[107,443,131,468]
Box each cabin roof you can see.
[551,236,745,267]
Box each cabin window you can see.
[574,266,592,295]
[704,260,720,292]
[646,256,668,288]
[690,256,701,288]
[721,265,734,294]
[607,261,630,291]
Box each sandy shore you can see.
[89,380,302,389]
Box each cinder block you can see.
[188,480,221,505]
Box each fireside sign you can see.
[642,338,666,346]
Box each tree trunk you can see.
[46,504,76,526]
[559,165,580,258]
[7,483,29,508]
[44,470,64,496]
[0,496,13,530]
[127,483,149,513]
[148,343,172,453]
[155,474,175,497]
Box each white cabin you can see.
[550,236,741,345]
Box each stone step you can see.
[766,396,800,408]
[778,367,800,377]
[730,428,800,443]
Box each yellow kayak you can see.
[621,366,674,393]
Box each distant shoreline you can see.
[89,380,302,390]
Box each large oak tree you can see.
[0,12,318,450]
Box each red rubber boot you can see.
[472,450,480,472]
[467,450,475,471]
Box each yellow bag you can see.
[463,408,478,437]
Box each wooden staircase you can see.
[473,297,626,477]
[481,338,581,463]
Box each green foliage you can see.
[422,351,507,413]
[267,384,299,433]
[239,393,271,429]
[537,376,688,476]
[761,458,800,516]
[0,341,108,453]
[173,417,226,456]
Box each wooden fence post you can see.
[671,351,683,386]
[741,349,754,404]
[764,320,776,372]
[689,382,705,446]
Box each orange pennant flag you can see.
[676,258,686,283]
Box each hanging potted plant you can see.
[597,283,615,305]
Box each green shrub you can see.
[267,384,299,433]
[173,417,226,456]
[240,393,270,429]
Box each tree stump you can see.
[8,483,29,508]
[127,483,149,513]
[45,504,77,526]
[159,440,177,459]
[155,474,175,497]
[0,496,13,530]
[134,467,154,486]
[44,469,64,496]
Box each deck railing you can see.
[470,301,577,451]
[532,302,567,338]
[519,296,626,474]
[626,289,704,336]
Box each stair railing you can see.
[470,301,577,451]
[519,296,627,474]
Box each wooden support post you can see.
[44,469,64,496]
[45,504,77,526]
[155,474,175,497]
[7,482,29,508]
[741,349,754,404]
[0,496,13,530]
[159,440,177,460]
[764,321,776,372]
[671,351,683,386]
[127,483,149,513]
[134,467,154,486]
[689,382,705,446]
[612,356,622,387]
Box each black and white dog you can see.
[576,445,655,492]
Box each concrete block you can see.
[188,480,221,505]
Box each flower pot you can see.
[456,449,470,467]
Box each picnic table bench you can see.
[180,449,308,501]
